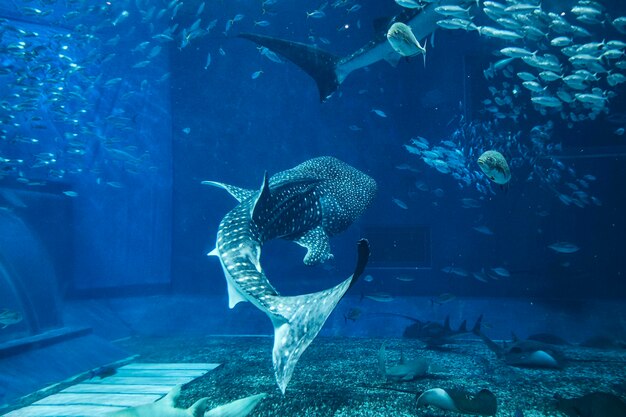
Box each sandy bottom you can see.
[113,336,626,417]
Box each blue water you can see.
[1,0,626,410]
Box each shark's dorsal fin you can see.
[188,397,210,417]
[201,180,256,203]
[161,385,182,407]
[251,171,271,221]
[399,349,406,364]
[295,226,333,265]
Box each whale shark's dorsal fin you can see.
[238,33,340,102]
[295,226,333,265]
[201,180,256,203]
[251,171,271,221]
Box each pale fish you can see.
[473,225,494,235]
[392,198,408,209]
[548,242,580,253]
[477,150,511,185]
[490,267,510,277]
[386,22,427,63]
[395,0,422,8]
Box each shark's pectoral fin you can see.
[210,247,251,308]
[295,226,333,265]
[201,180,256,203]
[227,279,248,309]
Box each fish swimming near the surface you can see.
[417,387,498,416]
[378,342,431,382]
[477,150,511,185]
[205,156,376,393]
[477,331,564,369]
[238,0,466,101]
[105,384,266,417]
[554,392,626,417]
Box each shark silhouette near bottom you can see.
[205,157,376,393]
[105,384,266,417]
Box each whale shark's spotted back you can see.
[261,156,377,239]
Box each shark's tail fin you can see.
[238,33,341,102]
[268,239,369,393]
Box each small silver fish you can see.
[392,198,408,209]
[548,242,580,253]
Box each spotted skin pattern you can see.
[207,157,377,393]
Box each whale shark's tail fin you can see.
[238,33,340,102]
[268,239,369,393]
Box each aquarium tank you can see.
[1,0,625,416]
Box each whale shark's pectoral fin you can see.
[208,247,251,308]
[227,279,248,309]
[295,226,333,265]
[201,180,256,203]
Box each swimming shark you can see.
[205,156,376,393]
[105,385,266,417]
[379,313,482,347]
[238,0,467,101]
[476,331,564,369]
[378,342,431,382]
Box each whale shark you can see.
[238,0,466,101]
[205,156,376,393]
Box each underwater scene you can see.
[1,0,626,415]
